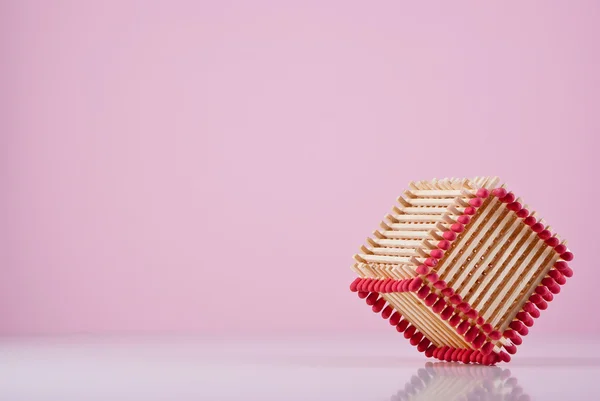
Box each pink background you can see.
[1,1,599,336]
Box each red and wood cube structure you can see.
[349,177,574,365]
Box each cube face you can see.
[349,177,573,364]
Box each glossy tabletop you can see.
[1,335,598,400]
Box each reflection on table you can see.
[391,362,530,401]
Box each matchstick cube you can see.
[349,177,574,365]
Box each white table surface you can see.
[1,334,598,400]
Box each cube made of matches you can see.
[349,177,574,365]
